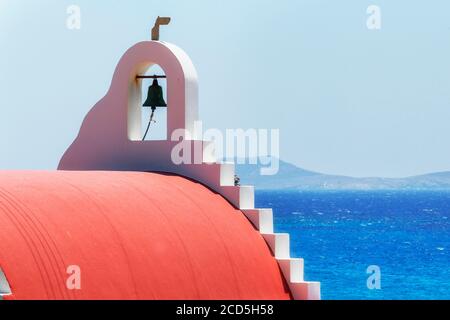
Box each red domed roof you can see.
[0,171,291,300]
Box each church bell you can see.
[141,78,167,141]
[143,79,167,109]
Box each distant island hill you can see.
[235,159,450,190]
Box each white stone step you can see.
[182,162,235,190]
[242,209,274,234]
[262,233,290,259]
[219,162,235,186]
[277,258,304,283]
[220,185,254,209]
[289,281,321,300]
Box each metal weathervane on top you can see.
[138,17,172,141]
[152,16,171,41]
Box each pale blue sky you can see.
[1,0,450,177]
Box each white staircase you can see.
[206,160,321,300]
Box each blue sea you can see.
[255,190,450,300]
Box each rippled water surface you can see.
[256,190,450,300]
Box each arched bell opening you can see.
[128,63,168,141]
